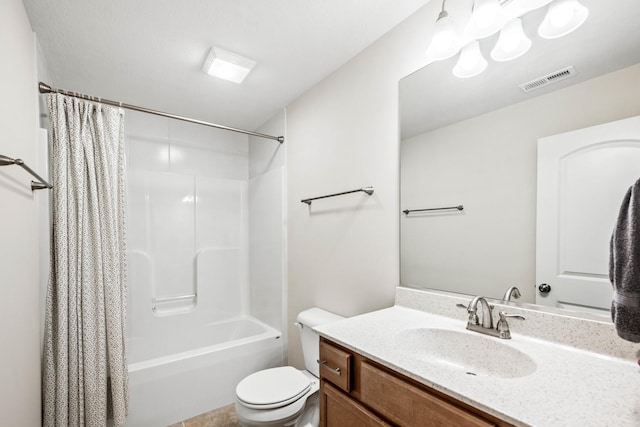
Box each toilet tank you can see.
[296,308,344,377]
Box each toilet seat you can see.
[235,369,320,426]
[236,366,312,409]
[235,308,344,426]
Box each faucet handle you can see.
[498,311,525,321]
[496,311,525,339]
[456,303,479,325]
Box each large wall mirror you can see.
[399,0,640,317]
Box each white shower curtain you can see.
[43,94,129,427]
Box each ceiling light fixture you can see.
[424,0,588,78]
[517,0,556,14]
[490,17,531,61]
[466,0,506,39]
[202,47,256,84]
[538,0,589,39]
[453,40,488,78]
[426,0,461,60]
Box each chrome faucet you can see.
[467,296,494,329]
[502,286,521,302]
[458,296,525,339]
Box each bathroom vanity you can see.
[315,287,640,427]
[319,338,510,426]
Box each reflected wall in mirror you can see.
[399,0,640,317]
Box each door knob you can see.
[538,283,551,294]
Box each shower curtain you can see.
[43,94,129,426]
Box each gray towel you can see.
[609,177,640,343]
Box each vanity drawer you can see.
[322,381,390,427]
[360,361,496,427]
[319,340,352,392]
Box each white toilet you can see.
[234,308,344,427]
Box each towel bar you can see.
[302,186,374,205]
[0,154,52,191]
[403,205,463,214]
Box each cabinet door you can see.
[360,362,495,427]
[321,381,390,427]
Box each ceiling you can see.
[400,0,640,139]
[22,0,429,132]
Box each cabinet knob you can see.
[538,283,551,294]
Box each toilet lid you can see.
[236,366,311,409]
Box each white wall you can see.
[0,0,41,425]
[401,63,640,303]
[36,37,55,350]
[285,1,640,365]
[285,3,439,367]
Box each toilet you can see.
[234,308,344,427]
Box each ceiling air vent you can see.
[518,66,578,93]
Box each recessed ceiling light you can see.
[202,47,256,84]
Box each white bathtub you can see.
[124,317,283,427]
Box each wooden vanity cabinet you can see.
[318,337,513,427]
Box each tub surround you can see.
[315,287,640,426]
[122,109,286,426]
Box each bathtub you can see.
[124,317,284,426]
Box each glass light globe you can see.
[453,41,488,78]
[426,10,461,61]
[466,0,506,39]
[538,0,589,39]
[491,18,532,62]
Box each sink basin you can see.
[395,328,537,378]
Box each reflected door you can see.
[536,115,640,315]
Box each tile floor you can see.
[168,404,240,427]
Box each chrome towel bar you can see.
[403,205,463,214]
[0,154,52,191]
[301,186,374,205]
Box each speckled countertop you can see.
[314,288,640,427]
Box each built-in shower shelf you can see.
[152,293,197,316]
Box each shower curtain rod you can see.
[38,82,284,144]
